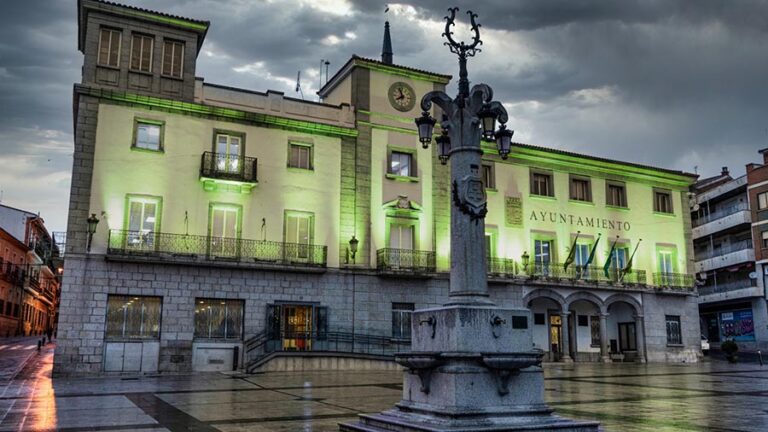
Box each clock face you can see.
[388,82,416,112]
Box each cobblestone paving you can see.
[1,348,767,431]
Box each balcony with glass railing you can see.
[692,203,750,238]
[376,248,436,274]
[695,239,754,272]
[107,230,326,269]
[199,152,258,193]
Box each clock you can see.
[388,82,416,112]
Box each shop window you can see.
[665,315,682,345]
[392,302,414,340]
[105,295,161,340]
[194,298,244,339]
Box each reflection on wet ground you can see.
[1,345,766,431]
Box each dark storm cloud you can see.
[1,0,768,231]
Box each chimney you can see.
[382,21,393,65]
[760,148,768,165]
[721,166,729,177]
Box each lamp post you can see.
[86,213,99,252]
[415,7,513,305]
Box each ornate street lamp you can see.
[435,131,451,165]
[86,213,99,252]
[348,235,359,262]
[521,250,530,273]
[415,112,436,148]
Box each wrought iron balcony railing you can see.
[652,272,695,291]
[108,230,326,267]
[376,248,436,273]
[200,152,258,183]
[0,262,24,286]
[487,257,518,277]
[521,262,648,286]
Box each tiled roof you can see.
[86,0,209,26]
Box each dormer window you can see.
[162,40,184,78]
[98,28,122,68]
[130,34,154,73]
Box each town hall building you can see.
[55,0,701,375]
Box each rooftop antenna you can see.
[295,70,304,100]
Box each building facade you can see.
[0,205,62,337]
[55,0,701,376]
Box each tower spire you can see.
[382,20,393,64]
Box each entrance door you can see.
[282,305,313,351]
[549,313,562,361]
[618,322,637,352]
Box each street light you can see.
[415,112,436,148]
[436,131,451,165]
[521,251,530,272]
[495,124,514,160]
[86,213,99,252]
[348,235,359,262]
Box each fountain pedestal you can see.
[339,306,600,431]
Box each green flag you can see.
[603,236,619,278]
[620,239,642,282]
[563,231,581,271]
[583,234,601,272]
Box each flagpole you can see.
[619,239,642,283]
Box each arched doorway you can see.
[565,293,604,362]
[605,295,645,362]
[525,290,566,362]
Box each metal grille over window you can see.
[194,299,244,339]
[98,28,121,67]
[105,295,161,339]
[665,315,682,344]
[130,34,153,72]
[162,40,184,78]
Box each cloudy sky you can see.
[1,0,767,232]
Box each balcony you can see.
[487,258,518,278]
[698,279,764,303]
[692,203,750,238]
[0,262,24,286]
[199,152,258,193]
[376,248,436,275]
[524,263,648,287]
[652,272,695,291]
[695,240,754,272]
[107,230,327,270]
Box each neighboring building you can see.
[55,0,700,376]
[692,156,768,352]
[0,204,62,337]
[0,228,26,336]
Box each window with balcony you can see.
[288,142,313,170]
[126,195,161,250]
[569,176,592,202]
[215,133,243,174]
[534,238,554,275]
[130,34,153,73]
[285,211,314,260]
[162,39,184,78]
[531,171,554,197]
[133,119,163,151]
[392,302,414,340]
[194,298,244,339]
[98,28,121,67]
[654,189,673,214]
[209,204,241,257]
[606,181,627,207]
[105,295,161,340]
[665,315,682,345]
[482,163,495,189]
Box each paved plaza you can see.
[0,344,766,431]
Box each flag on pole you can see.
[620,239,642,282]
[563,231,581,271]
[603,236,619,278]
[583,233,601,272]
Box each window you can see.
[577,315,588,327]
[288,143,313,170]
[209,205,241,257]
[105,295,161,339]
[610,247,629,274]
[98,28,121,67]
[573,243,591,278]
[130,34,153,72]
[194,298,244,339]
[569,176,591,202]
[590,316,600,346]
[162,40,184,78]
[534,239,553,275]
[665,315,682,345]
[482,163,495,189]
[606,182,627,207]
[658,250,674,274]
[534,313,546,325]
[389,151,413,177]
[392,303,414,340]
[285,212,314,260]
[133,120,163,151]
[531,171,554,197]
[485,232,495,258]
[758,192,768,210]
[126,195,161,250]
[0,300,4,316]
[654,190,673,214]
[390,224,414,250]
[762,230,768,249]
[215,133,242,174]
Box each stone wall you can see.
[641,292,701,362]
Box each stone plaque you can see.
[505,196,523,227]
[453,175,488,221]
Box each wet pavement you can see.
[0,346,767,431]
